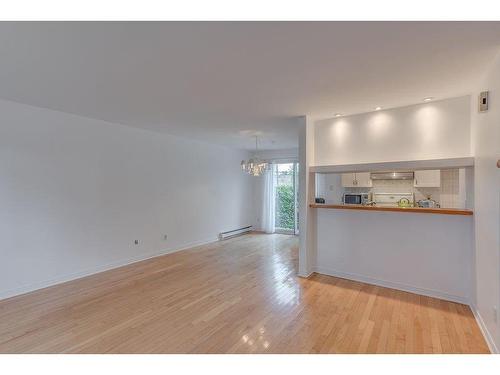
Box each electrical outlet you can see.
[134,240,139,245]
[163,234,168,241]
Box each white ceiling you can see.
[0,22,499,150]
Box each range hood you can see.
[370,171,414,180]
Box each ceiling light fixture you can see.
[423,97,434,102]
[334,113,343,118]
[240,136,270,177]
[374,106,382,111]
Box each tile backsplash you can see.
[344,169,462,208]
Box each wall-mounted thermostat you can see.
[479,91,489,112]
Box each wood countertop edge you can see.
[309,204,473,216]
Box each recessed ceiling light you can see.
[374,106,382,111]
[423,97,434,102]
[334,113,343,117]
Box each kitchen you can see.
[314,166,474,214]
[299,95,479,308]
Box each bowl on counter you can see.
[417,197,440,208]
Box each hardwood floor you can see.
[0,233,489,353]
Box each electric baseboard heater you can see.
[219,226,252,240]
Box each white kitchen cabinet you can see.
[355,172,372,187]
[341,172,372,187]
[341,173,355,187]
[414,170,441,187]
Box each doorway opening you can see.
[274,162,299,235]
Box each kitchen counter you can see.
[309,203,473,216]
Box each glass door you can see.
[274,162,299,235]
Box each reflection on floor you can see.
[0,233,489,353]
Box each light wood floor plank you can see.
[0,233,489,354]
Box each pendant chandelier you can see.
[241,136,270,177]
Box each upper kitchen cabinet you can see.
[356,172,373,187]
[414,170,441,187]
[341,173,355,187]
[341,172,372,188]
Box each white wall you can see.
[315,209,473,303]
[471,53,500,352]
[0,99,254,299]
[298,116,316,277]
[315,173,343,204]
[314,96,471,166]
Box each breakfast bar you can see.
[309,203,473,215]
[306,156,475,305]
[312,202,474,304]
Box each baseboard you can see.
[471,305,499,354]
[0,236,218,301]
[313,266,468,305]
[298,270,314,278]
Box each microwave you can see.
[343,193,369,205]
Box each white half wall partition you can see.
[315,209,473,303]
